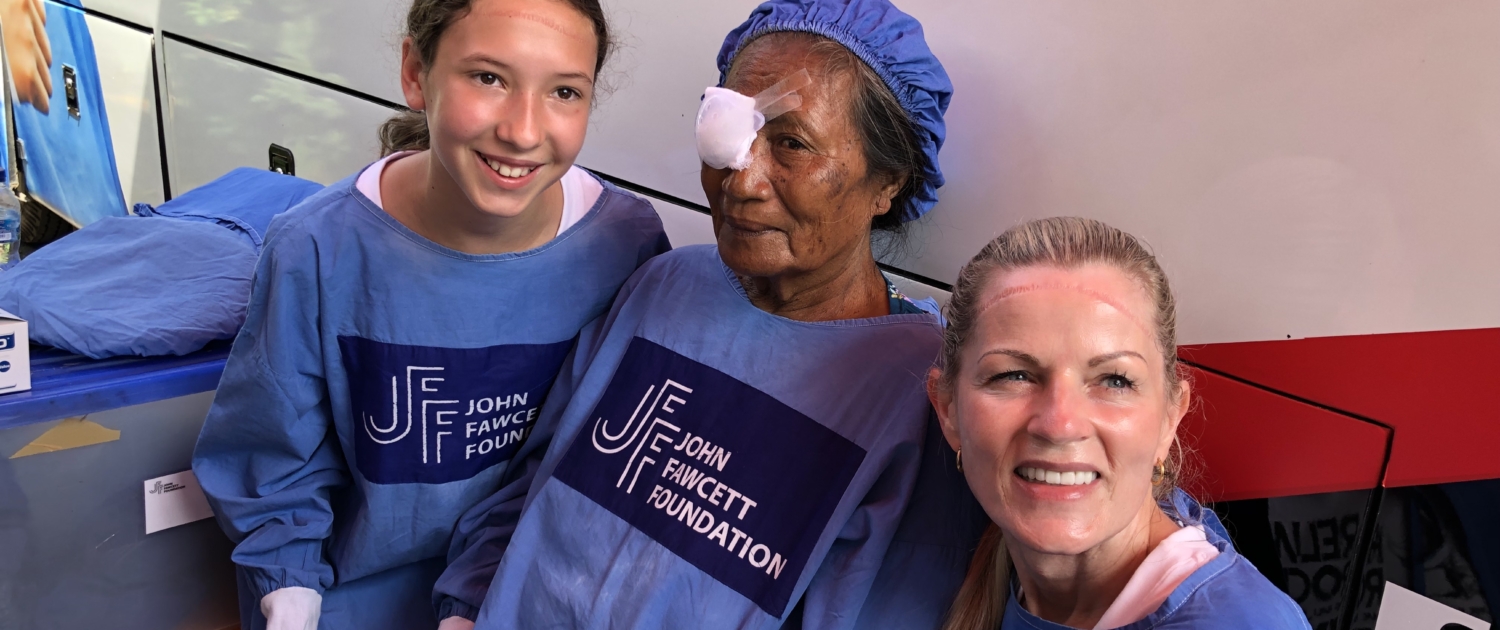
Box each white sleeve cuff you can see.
[261,586,322,630]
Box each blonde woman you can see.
[928,217,1309,629]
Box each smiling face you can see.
[932,264,1189,556]
[700,34,901,281]
[400,0,597,219]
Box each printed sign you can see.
[553,337,866,617]
[143,470,214,534]
[1270,490,1492,629]
[1374,582,1488,630]
[340,336,571,485]
[1271,490,1382,629]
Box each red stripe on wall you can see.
[1178,367,1388,502]
[1181,327,1500,489]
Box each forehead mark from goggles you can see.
[973,282,1154,340]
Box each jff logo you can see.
[591,379,693,494]
[364,365,459,465]
[149,480,184,495]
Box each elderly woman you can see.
[929,217,1310,630]
[430,0,984,628]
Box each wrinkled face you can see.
[700,34,898,280]
[933,265,1186,556]
[402,0,596,217]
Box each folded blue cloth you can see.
[134,167,324,250]
[0,168,323,358]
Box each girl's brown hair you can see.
[936,216,1189,630]
[377,0,613,155]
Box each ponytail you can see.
[942,523,1010,630]
[378,110,430,156]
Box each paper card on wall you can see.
[143,470,214,534]
[1374,582,1489,630]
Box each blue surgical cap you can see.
[715,0,952,223]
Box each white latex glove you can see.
[438,616,476,630]
[261,586,322,630]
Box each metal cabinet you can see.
[161,37,397,193]
[77,0,162,29]
[0,392,236,630]
[156,0,406,103]
[88,14,166,207]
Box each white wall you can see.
[648,197,716,249]
[580,0,1500,344]
[85,0,1500,343]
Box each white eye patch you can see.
[695,69,812,170]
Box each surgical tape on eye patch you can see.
[696,69,812,170]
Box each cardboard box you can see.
[0,307,30,394]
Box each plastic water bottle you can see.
[0,185,19,271]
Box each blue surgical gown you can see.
[434,244,989,628]
[191,166,670,630]
[1002,489,1312,630]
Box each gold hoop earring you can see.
[1151,460,1166,485]
[956,449,963,472]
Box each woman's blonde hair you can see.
[936,217,1188,630]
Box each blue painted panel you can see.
[0,343,228,429]
[12,0,127,226]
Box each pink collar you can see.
[1093,525,1221,629]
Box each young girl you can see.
[191,1,669,628]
